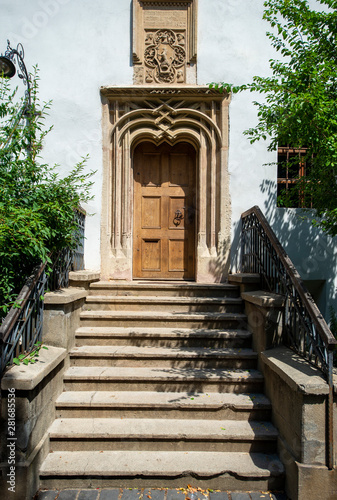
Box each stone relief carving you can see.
[133,66,144,85]
[144,29,186,83]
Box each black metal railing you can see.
[0,208,85,375]
[241,205,337,469]
[0,263,48,376]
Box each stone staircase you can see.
[40,282,284,491]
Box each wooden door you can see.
[133,142,196,280]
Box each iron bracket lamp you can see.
[0,39,31,109]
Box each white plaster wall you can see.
[0,0,133,270]
[198,0,277,265]
[1,0,336,316]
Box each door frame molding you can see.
[100,86,231,282]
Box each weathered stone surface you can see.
[77,490,100,500]
[262,347,328,395]
[40,450,284,478]
[296,462,337,500]
[44,288,88,305]
[1,347,66,500]
[1,346,66,391]
[242,291,285,308]
[99,491,121,500]
[57,491,79,500]
[69,270,100,282]
[44,294,86,350]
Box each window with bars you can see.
[277,146,313,208]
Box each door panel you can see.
[141,197,161,229]
[133,142,196,280]
[168,239,187,272]
[141,239,161,271]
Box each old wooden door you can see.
[133,142,196,280]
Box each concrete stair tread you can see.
[40,450,284,478]
[75,326,251,338]
[64,366,263,381]
[90,282,239,290]
[56,390,271,409]
[70,345,257,358]
[86,296,242,304]
[80,311,247,320]
[49,417,278,440]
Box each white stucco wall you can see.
[1,0,133,271]
[1,0,336,317]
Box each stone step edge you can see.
[69,346,257,359]
[80,311,247,320]
[63,367,263,382]
[85,296,242,304]
[55,391,271,410]
[75,327,251,337]
[90,282,239,290]
[40,450,285,478]
[48,418,278,441]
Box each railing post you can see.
[241,218,245,272]
[328,350,334,469]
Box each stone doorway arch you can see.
[100,86,231,282]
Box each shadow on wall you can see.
[231,178,337,320]
[207,237,231,283]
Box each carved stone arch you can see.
[100,86,231,282]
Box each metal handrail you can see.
[241,205,336,469]
[0,262,47,373]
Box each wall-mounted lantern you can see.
[0,40,31,109]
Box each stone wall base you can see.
[1,347,66,500]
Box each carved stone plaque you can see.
[133,0,197,85]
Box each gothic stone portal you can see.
[100,86,231,282]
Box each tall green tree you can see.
[0,70,95,319]
[211,0,337,236]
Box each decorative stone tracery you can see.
[100,86,231,282]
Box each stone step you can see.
[75,327,252,348]
[89,281,240,298]
[48,417,278,453]
[69,345,257,369]
[84,295,243,313]
[39,450,285,490]
[63,366,264,392]
[79,311,247,329]
[55,391,272,420]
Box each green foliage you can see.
[12,341,48,366]
[210,0,337,236]
[0,69,95,320]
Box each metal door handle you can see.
[173,209,184,226]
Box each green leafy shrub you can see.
[13,341,48,366]
[0,70,95,320]
[210,0,337,236]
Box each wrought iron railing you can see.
[0,263,47,376]
[0,208,85,375]
[241,205,337,469]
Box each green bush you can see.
[0,70,95,320]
